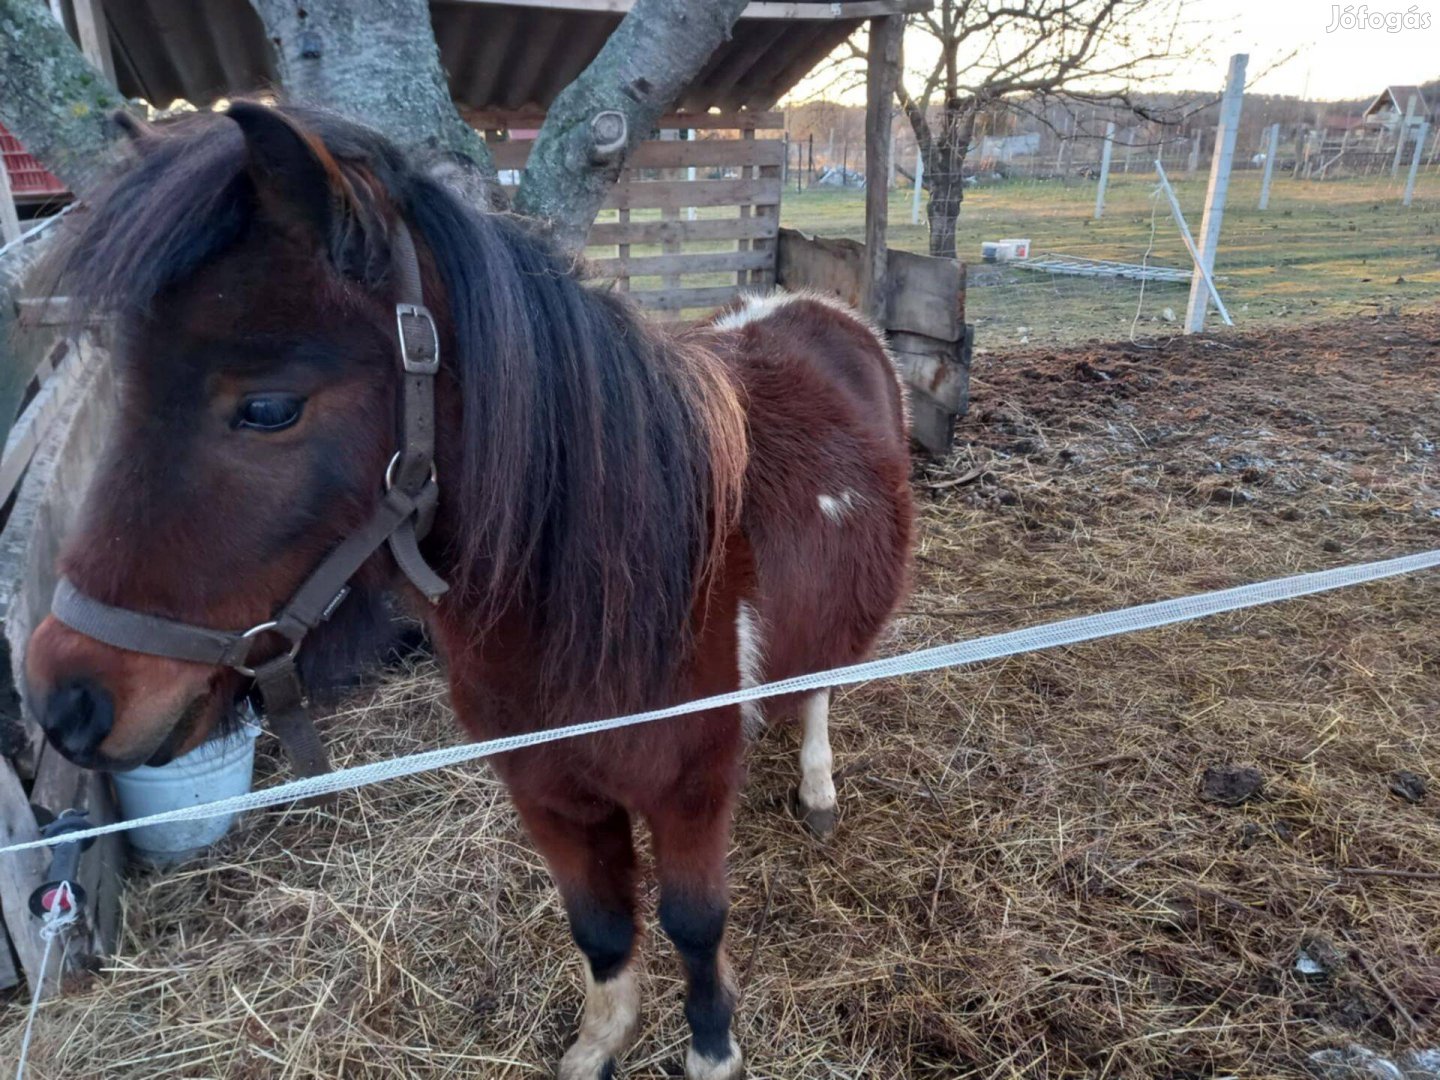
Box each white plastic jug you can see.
[110,713,261,864]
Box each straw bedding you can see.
[4,310,1439,1078]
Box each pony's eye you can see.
[235,394,304,432]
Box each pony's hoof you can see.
[789,786,837,838]
[557,1054,617,1080]
[686,1039,744,1080]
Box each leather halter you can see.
[48,222,448,778]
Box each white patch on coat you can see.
[557,964,640,1080]
[711,291,805,332]
[685,1036,744,1080]
[797,688,836,813]
[736,599,766,735]
[816,488,863,523]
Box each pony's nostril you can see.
[43,679,115,762]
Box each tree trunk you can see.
[248,0,497,193]
[0,0,127,196]
[513,0,751,253]
[924,106,974,260]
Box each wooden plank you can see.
[0,758,48,993]
[775,228,864,308]
[501,176,782,210]
[587,215,778,246]
[487,137,785,171]
[615,208,631,292]
[72,0,116,83]
[752,161,781,286]
[447,0,928,18]
[891,331,969,413]
[737,129,756,288]
[590,250,774,278]
[887,249,965,340]
[465,108,784,132]
[0,340,82,510]
[907,391,955,457]
[862,14,903,320]
[629,285,749,312]
[0,154,21,247]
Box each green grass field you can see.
[778,170,1440,349]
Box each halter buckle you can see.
[395,303,440,375]
[234,620,303,679]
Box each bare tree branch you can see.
[513,0,751,254]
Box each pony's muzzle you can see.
[40,677,114,766]
[25,614,221,769]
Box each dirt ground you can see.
[4,310,1440,1078]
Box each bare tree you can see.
[893,0,1187,258]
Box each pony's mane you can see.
[51,106,747,717]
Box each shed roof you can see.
[81,0,926,114]
[1362,86,1430,117]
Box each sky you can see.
[789,0,1439,106]
[1184,0,1439,100]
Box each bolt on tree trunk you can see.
[513,0,752,254]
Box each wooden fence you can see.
[474,110,785,318]
[775,228,970,454]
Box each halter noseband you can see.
[47,222,448,778]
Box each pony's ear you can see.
[111,110,155,145]
[225,102,384,283]
[226,101,342,243]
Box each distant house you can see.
[1362,86,1431,134]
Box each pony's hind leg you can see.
[794,688,837,836]
[648,744,744,1080]
[515,798,641,1080]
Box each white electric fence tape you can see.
[2,548,1437,857]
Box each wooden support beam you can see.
[0,155,21,247]
[71,0,116,84]
[861,14,901,321]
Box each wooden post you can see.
[1185,53,1247,334]
[861,14,902,321]
[0,156,20,247]
[1258,122,1280,210]
[72,0,116,83]
[807,133,814,183]
[1404,121,1429,207]
[1392,93,1418,178]
[1094,120,1115,219]
[911,145,924,225]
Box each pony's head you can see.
[26,103,745,770]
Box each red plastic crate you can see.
[0,121,67,198]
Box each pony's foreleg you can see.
[648,737,744,1080]
[795,688,837,836]
[516,799,641,1080]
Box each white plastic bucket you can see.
[110,717,261,864]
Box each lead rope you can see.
[15,882,78,1080]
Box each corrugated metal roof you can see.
[89,1,898,114]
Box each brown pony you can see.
[25,104,912,1080]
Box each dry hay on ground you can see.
[4,310,1439,1079]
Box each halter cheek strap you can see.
[48,220,448,779]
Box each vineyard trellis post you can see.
[1185,52,1247,334]
[1392,93,1419,178]
[1095,120,1115,219]
[1404,121,1430,207]
[1258,122,1279,210]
